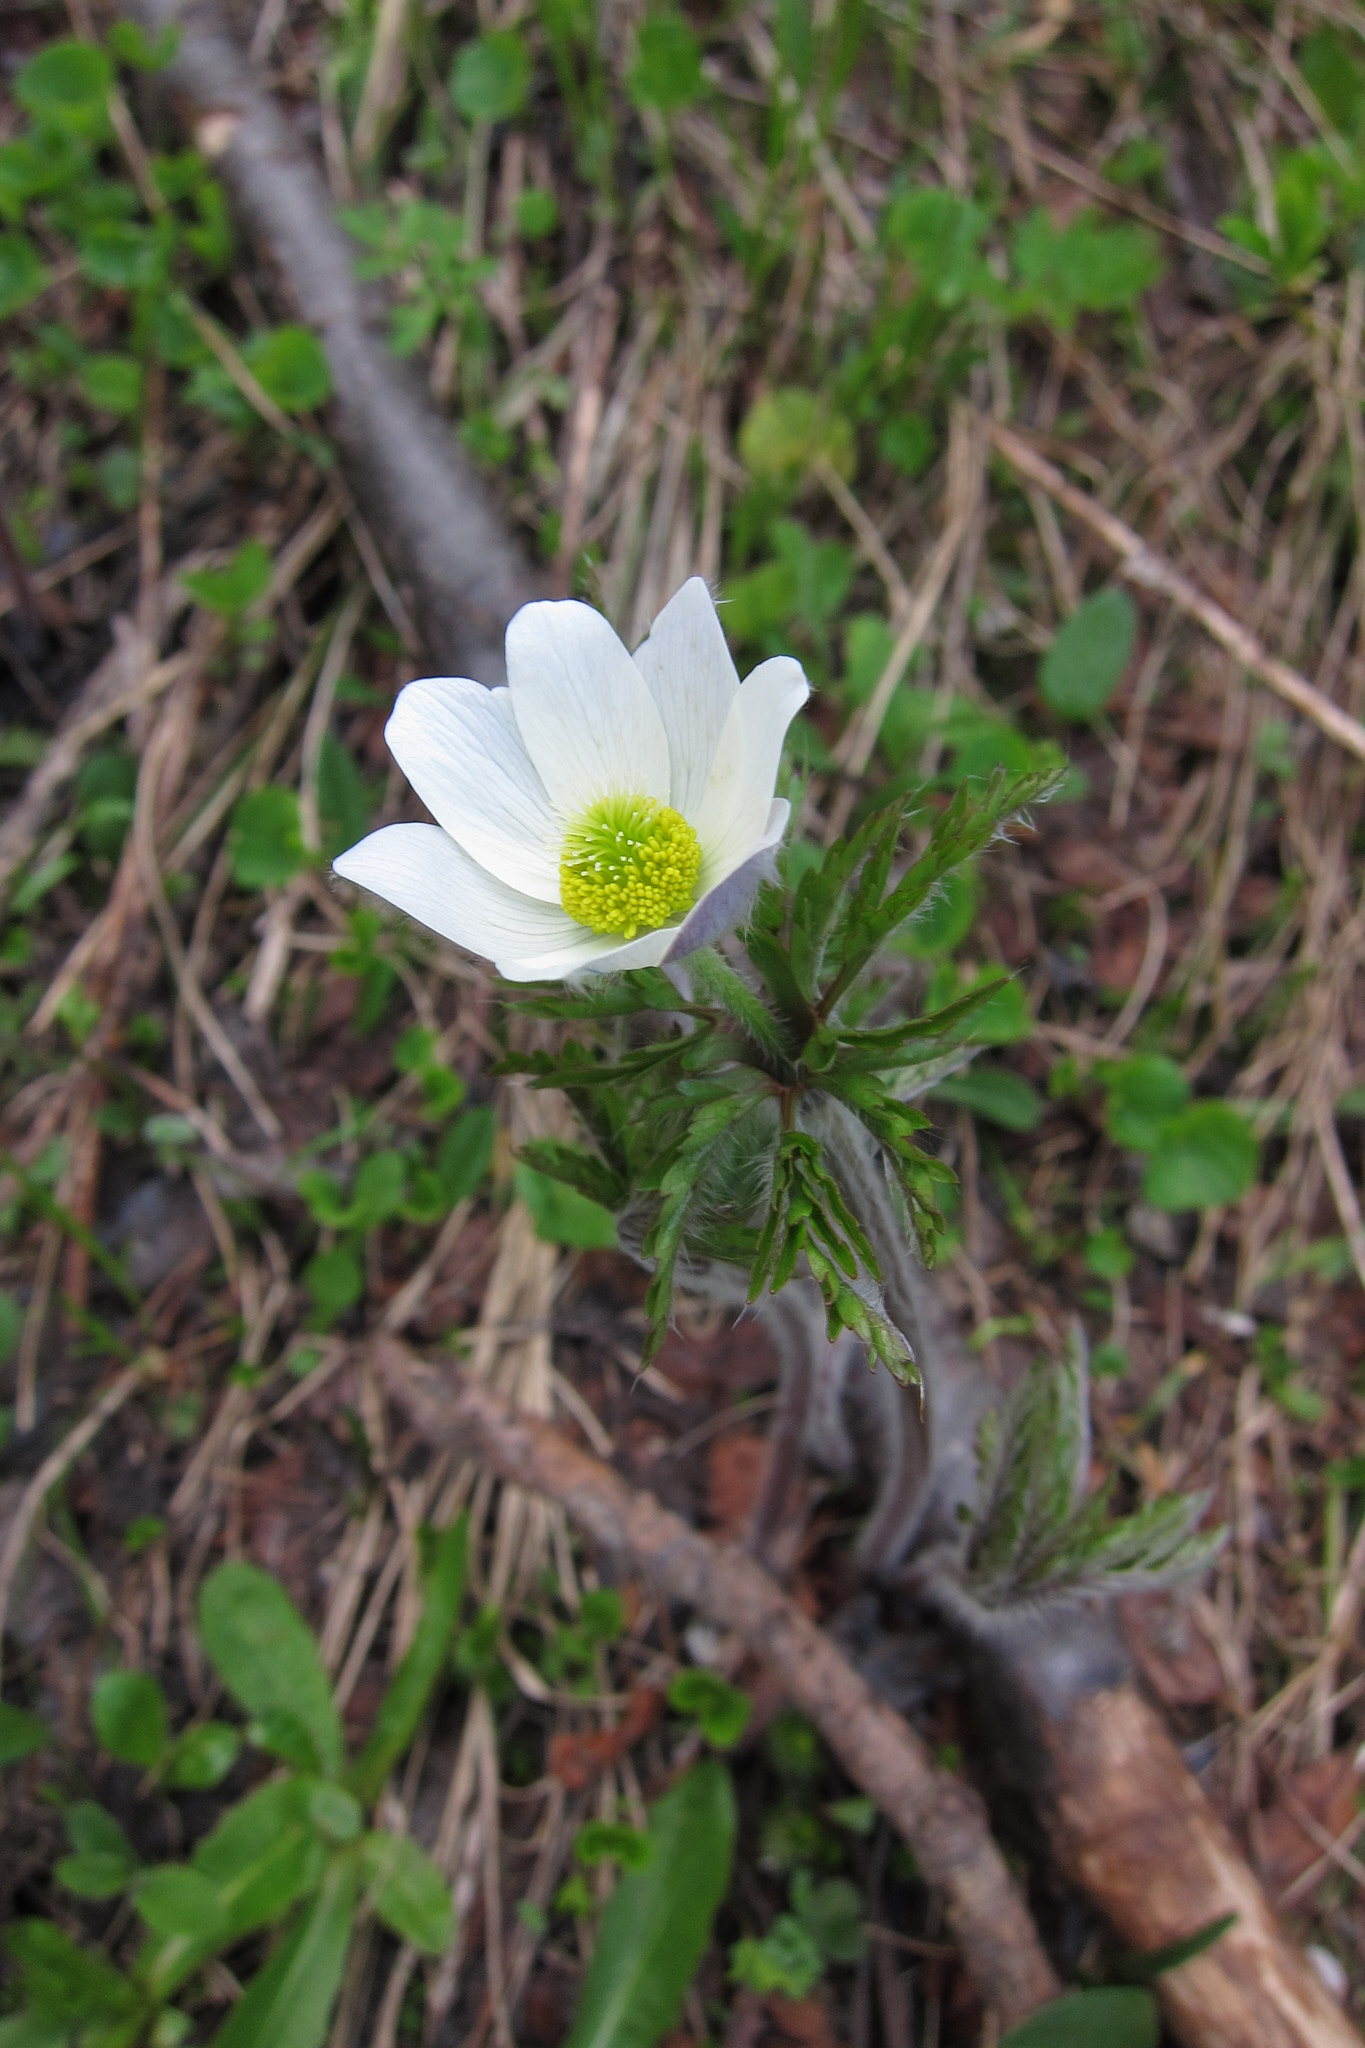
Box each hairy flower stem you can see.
[808,1094,991,1565]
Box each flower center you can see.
[559,793,701,939]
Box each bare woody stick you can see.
[987,419,1365,769]
[119,0,538,681]
[375,1338,1062,2032]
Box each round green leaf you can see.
[167,1720,241,1789]
[92,1669,168,1768]
[14,39,112,128]
[1084,1227,1133,1281]
[79,353,143,416]
[451,31,531,123]
[0,1699,48,1765]
[0,234,47,320]
[516,187,558,238]
[242,325,331,413]
[628,15,703,113]
[229,785,305,889]
[739,388,855,488]
[77,221,162,291]
[305,1243,364,1327]
[1101,1052,1189,1152]
[1143,1102,1259,1212]
[1040,588,1137,721]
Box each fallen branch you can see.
[1029,1677,1361,2048]
[988,419,1365,768]
[121,0,538,679]
[374,1337,1062,2032]
[817,1098,1362,2048]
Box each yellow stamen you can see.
[559,793,701,939]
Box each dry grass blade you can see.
[989,421,1365,765]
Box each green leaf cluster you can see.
[1098,1056,1259,1211]
[2,1529,469,2048]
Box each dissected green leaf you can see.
[565,1758,736,2048]
[515,1163,618,1248]
[667,1670,752,1749]
[575,1821,651,1870]
[739,388,854,489]
[199,1562,342,1780]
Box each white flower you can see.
[333,578,809,981]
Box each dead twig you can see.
[0,1359,162,1679]
[376,1340,1061,2031]
[987,421,1365,766]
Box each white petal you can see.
[665,801,789,960]
[334,824,585,973]
[631,577,739,819]
[506,599,670,817]
[692,656,808,888]
[385,678,561,902]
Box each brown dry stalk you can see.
[375,1340,1062,2031]
[1038,1683,1362,2048]
[988,420,1365,766]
